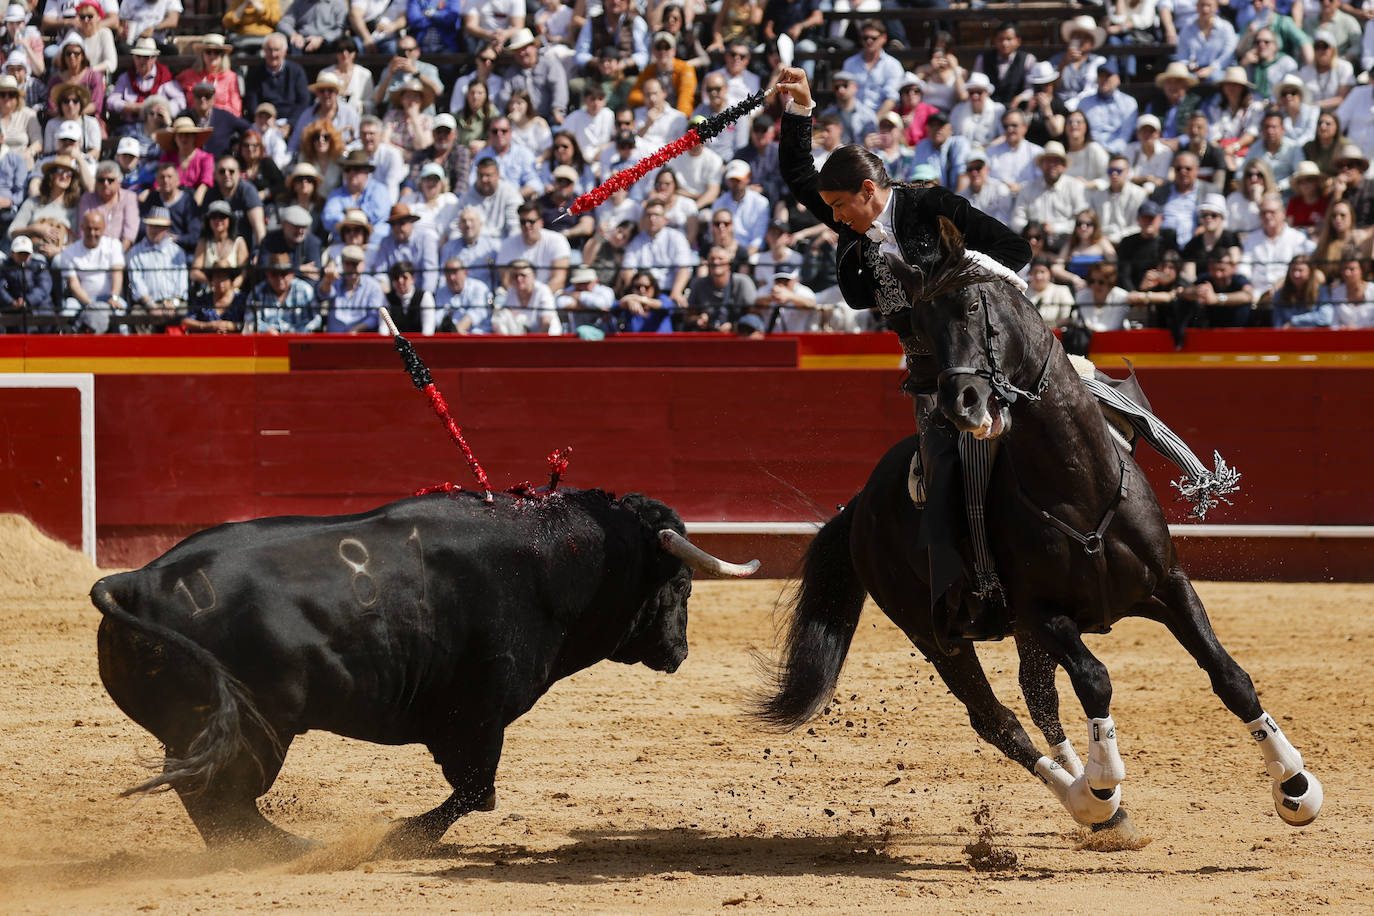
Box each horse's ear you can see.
[937,216,966,261]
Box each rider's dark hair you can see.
[816,145,892,193]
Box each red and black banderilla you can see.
[379,307,494,502]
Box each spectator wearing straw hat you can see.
[1010,141,1086,243]
[174,34,242,118]
[105,37,183,132]
[45,81,101,155]
[555,263,614,336]
[1050,15,1107,101]
[949,72,1004,148]
[125,205,186,331]
[1,3,42,68]
[289,71,360,154]
[381,79,435,152]
[154,115,213,203]
[1329,142,1374,228]
[498,27,569,126]
[278,0,349,53]
[1145,62,1200,145]
[244,32,309,127]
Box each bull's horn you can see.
[658,530,760,578]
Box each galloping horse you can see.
[756,217,1322,836]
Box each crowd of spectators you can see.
[1,0,1372,337]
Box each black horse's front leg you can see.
[1015,634,1083,779]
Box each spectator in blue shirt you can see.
[322,244,383,332]
[1077,60,1140,155]
[322,149,392,237]
[407,0,463,54]
[840,19,904,117]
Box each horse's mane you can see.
[889,215,1029,304]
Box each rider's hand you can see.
[774,67,812,109]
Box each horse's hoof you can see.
[1273,769,1323,826]
[1067,773,1121,826]
[1076,807,1151,851]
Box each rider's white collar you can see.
[864,186,896,244]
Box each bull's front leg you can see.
[382,725,504,853]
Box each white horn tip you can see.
[658,529,760,578]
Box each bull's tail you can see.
[753,505,867,731]
[91,577,280,797]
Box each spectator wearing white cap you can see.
[1180,192,1241,281]
[4,50,42,112]
[755,264,819,332]
[959,146,1013,226]
[404,113,472,199]
[407,161,458,244]
[1125,114,1173,192]
[0,233,53,327]
[1298,28,1353,114]
[949,71,1005,148]
[1,4,41,74]
[32,119,95,194]
[715,159,769,254]
[821,70,876,146]
[1089,153,1148,244]
[257,204,322,281]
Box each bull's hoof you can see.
[1273,770,1323,826]
[478,789,497,811]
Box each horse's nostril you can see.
[961,387,980,412]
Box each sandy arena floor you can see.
[1,514,1372,913]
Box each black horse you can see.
[757,218,1322,836]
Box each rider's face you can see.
[820,181,884,235]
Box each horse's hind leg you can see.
[1015,635,1083,778]
[1153,565,1323,826]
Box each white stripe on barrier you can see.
[684,522,1374,539]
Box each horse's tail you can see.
[753,504,867,731]
[92,576,279,797]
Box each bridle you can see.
[934,283,1053,407]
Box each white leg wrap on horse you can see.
[1051,739,1084,779]
[1246,711,1304,781]
[1085,716,1126,790]
[1272,769,1323,827]
[1035,755,1075,810]
[1037,757,1121,825]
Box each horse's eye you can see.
[967,299,979,315]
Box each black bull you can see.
[92,489,757,854]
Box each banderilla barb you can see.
[379,307,494,503]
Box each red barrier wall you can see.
[2,333,1371,576]
[0,387,82,548]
